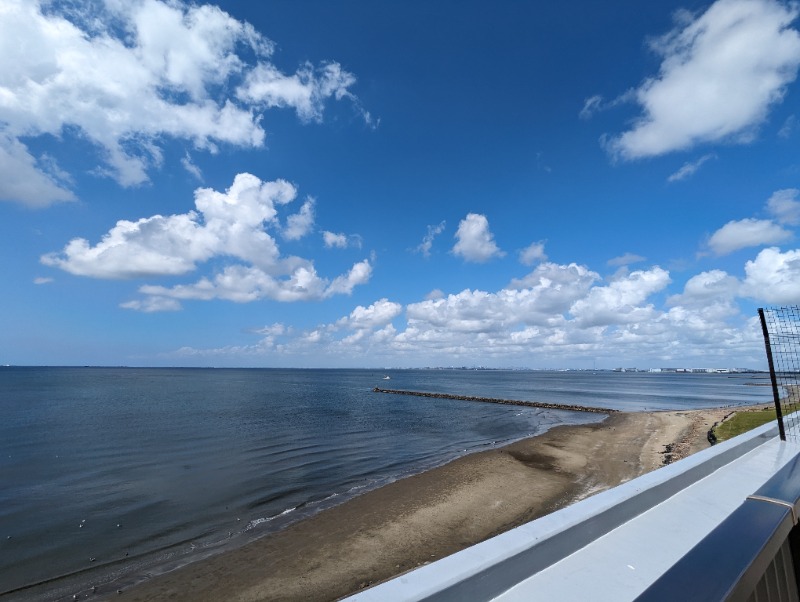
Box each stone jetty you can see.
[372,387,617,414]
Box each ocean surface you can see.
[0,367,773,600]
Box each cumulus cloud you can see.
[606,0,800,160]
[337,298,403,330]
[519,241,547,265]
[41,173,371,307]
[452,213,504,263]
[0,0,367,207]
[742,247,800,303]
[237,61,356,123]
[707,217,792,255]
[137,260,371,303]
[283,198,315,240]
[507,262,599,311]
[176,253,785,368]
[767,188,800,225]
[667,153,716,182]
[667,269,741,307]
[323,231,348,248]
[569,267,671,327]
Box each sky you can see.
[2,0,800,369]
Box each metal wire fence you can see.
[759,306,800,441]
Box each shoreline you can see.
[102,404,769,602]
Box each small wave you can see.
[245,506,298,531]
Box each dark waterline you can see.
[0,368,772,600]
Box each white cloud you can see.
[0,134,76,206]
[508,262,599,311]
[415,221,446,257]
[667,153,716,182]
[404,263,602,338]
[607,252,646,267]
[181,153,204,182]
[323,231,348,248]
[252,323,288,337]
[606,0,800,159]
[283,198,315,240]
[0,0,366,207]
[519,241,547,266]
[324,259,373,297]
[742,246,800,303]
[667,269,741,307]
[41,173,371,307]
[322,231,362,249]
[569,267,671,327]
[42,173,291,278]
[237,61,356,123]
[767,188,800,225]
[337,299,403,330]
[178,256,781,368]
[707,217,792,255]
[33,277,53,285]
[137,258,371,304]
[120,296,182,313]
[452,213,504,263]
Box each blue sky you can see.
[2,0,800,369]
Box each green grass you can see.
[712,408,777,442]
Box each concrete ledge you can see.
[347,421,780,602]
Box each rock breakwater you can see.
[372,387,617,414]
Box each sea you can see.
[0,367,774,600]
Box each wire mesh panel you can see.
[759,307,800,441]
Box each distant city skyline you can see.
[2,0,800,369]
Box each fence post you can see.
[759,308,786,441]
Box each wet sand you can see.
[112,405,767,602]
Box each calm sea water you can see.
[0,368,772,600]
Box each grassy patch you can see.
[712,408,777,442]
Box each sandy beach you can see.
[111,405,762,602]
